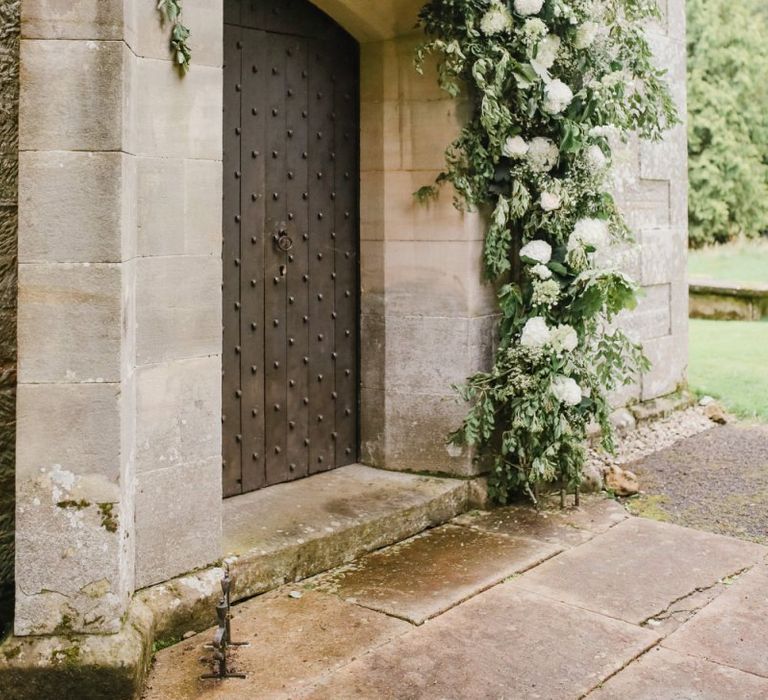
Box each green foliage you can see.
[157,0,191,74]
[417,0,676,504]
[687,0,768,246]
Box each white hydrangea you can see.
[519,239,552,264]
[502,135,529,158]
[588,125,615,138]
[540,191,562,212]
[514,0,545,16]
[575,21,600,49]
[523,18,548,44]
[586,144,608,172]
[535,34,561,70]
[531,263,552,280]
[550,324,578,353]
[480,1,514,35]
[543,79,574,115]
[528,137,559,172]
[551,376,583,406]
[520,316,551,348]
[568,217,610,252]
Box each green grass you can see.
[689,319,768,421]
[688,239,768,285]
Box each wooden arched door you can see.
[222,0,360,496]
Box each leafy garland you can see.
[157,0,191,74]
[416,0,678,505]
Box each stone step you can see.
[140,464,475,641]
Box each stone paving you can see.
[144,496,768,700]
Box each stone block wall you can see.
[0,0,19,614]
[613,0,688,404]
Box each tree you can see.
[687,0,768,247]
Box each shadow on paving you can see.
[143,496,768,699]
[625,424,768,544]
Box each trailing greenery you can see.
[157,0,191,74]
[416,0,677,504]
[687,0,768,247]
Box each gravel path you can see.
[616,417,768,545]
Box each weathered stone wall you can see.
[613,0,688,405]
[0,0,19,613]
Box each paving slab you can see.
[142,590,410,700]
[313,523,562,624]
[663,559,768,678]
[302,584,660,699]
[513,517,766,625]
[589,646,768,699]
[454,495,628,548]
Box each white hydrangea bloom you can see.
[502,135,529,158]
[528,137,559,172]
[540,191,562,212]
[586,144,608,172]
[575,21,600,49]
[588,125,615,139]
[568,217,610,251]
[519,239,552,264]
[520,316,551,348]
[531,263,553,280]
[550,324,578,353]
[535,34,561,70]
[480,1,514,35]
[543,79,574,115]
[523,18,548,43]
[551,376,583,406]
[514,0,545,16]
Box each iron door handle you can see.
[274,231,294,252]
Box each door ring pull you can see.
[275,231,294,252]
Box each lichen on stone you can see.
[97,503,118,533]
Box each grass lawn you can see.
[689,319,768,421]
[688,239,768,285]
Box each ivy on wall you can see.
[157,0,192,74]
[416,0,677,504]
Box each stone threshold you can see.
[0,465,478,700]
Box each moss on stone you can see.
[56,500,91,511]
[626,494,672,522]
[97,503,118,534]
[50,644,81,667]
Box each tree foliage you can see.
[687,0,768,247]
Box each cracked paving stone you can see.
[454,494,628,549]
[312,523,562,624]
[589,646,768,699]
[663,559,768,678]
[142,590,410,700]
[511,517,766,625]
[301,584,659,700]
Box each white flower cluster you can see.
[567,217,610,252]
[519,239,552,263]
[539,191,562,212]
[514,0,544,16]
[551,376,583,406]
[528,137,559,171]
[586,144,608,173]
[575,21,600,49]
[480,1,513,35]
[520,317,579,355]
[535,35,560,70]
[502,135,529,158]
[531,279,561,307]
[543,79,574,115]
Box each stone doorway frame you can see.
[12,0,493,637]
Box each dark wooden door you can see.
[222,0,360,497]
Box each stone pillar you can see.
[358,34,496,477]
[14,0,134,635]
[13,0,225,635]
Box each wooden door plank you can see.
[240,27,268,493]
[222,23,243,497]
